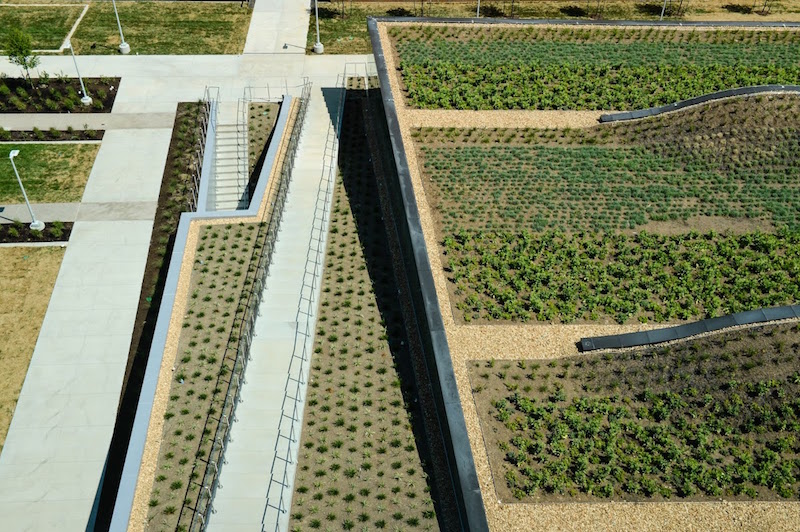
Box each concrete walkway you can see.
[244,0,311,54]
[208,82,340,532]
[0,1,372,526]
[0,124,171,531]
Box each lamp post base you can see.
[313,42,324,54]
[81,95,92,106]
[119,42,130,55]
[30,220,45,231]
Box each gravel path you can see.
[377,20,800,531]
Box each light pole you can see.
[8,150,45,231]
[66,40,92,106]
[111,0,131,54]
[476,0,481,17]
[313,0,323,54]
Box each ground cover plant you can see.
[0,5,84,50]
[0,75,119,112]
[0,246,64,455]
[0,142,99,203]
[146,222,263,531]
[0,126,103,142]
[312,0,800,54]
[247,102,280,177]
[70,1,251,55]
[414,94,800,324]
[0,220,72,243]
[469,321,800,502]
[290,93,439,531]
[392,25,800,109]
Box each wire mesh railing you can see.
[175,79,312,532]
[261,71,350,532]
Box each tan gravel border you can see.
[376,20,800,531]
[127,100,299,532]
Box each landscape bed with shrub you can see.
[0,220,71,243]
[0,75,119,113]
[415,94,800,324]
[147,222,264,531]
[469,321,800,502]
[392,25,800,110]
[0,126,103,142]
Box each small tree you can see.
[6,28,40,89]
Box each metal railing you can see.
[176,79,313,532]
[261,71,349,532]
[190,87,218,212]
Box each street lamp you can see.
[312,0,323,54]
[111,0,131,54]
[66,40,92,106]
[8,150,45,231]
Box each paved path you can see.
[245,0,311,54]
[208,82,341,532]
[0,124,171,531]
[0,0,372,526]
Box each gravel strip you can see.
[406,109,603,129]
[377,20,800,531]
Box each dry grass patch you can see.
[0,246,64,454]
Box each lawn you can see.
[469,321,800,502]
[415,93,800,324]
[0,246,64,455]
[310,0,800,54]
[0,5,84,50]
[394,25,800,109]
[69,1,251,55]
[0,143,99,203]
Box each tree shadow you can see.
[337,89,461,532]
[479,3,505,17]
[316,6,340,19]
[635,3,668,16]
[560,5,588,17]
[386,7,414,16]
[723,3,754,13]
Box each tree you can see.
[6,28,40,89]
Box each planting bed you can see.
[146,221,263,531]
[0,220,72,243]
[469,321,800,502]
[247,102,280,177]
[0,127,103,142]
[0,142,99,203]
[290,91,442,531]
[391,25,800,110]
[372,17,800,530]
[0,76,119,113]
[415,93,800,324]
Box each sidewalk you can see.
[0,126,172,531]
[244,0,311,54]
[208,84,340,532]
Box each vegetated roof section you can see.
[388,23,800,110]
[600,84,800,122]
[581,305,800,351]
[368,16,490,532]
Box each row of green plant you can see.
[0,74,118,113]
[444,229,800,323]
[0,220,69,243]
[291,94,436,530]
[395,26,800,110]
[402,61,800,110]
[148,223,262,531]
[0,126,100,142]
[390,25,800,47]
[421,142,800,234]
[470,322,800,501]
